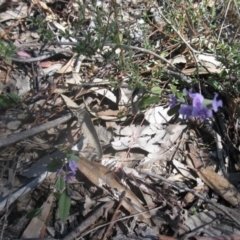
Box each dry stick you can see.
[217,0,232,42]
[231,0,240,44]
[137,169,240,227]
[11,49,73,63]
[102,191,126,240]
[0,113,72,148]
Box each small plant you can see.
[0,41,17,60]
[0,93,20,109]
[47,151,79,223]
[26,15,54,42]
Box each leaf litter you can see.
[0,0,240,239]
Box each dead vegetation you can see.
[1,0,240,239]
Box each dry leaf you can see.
[57,54,77,74]
[78,158,151,223]
[197,167,240,206]
[38,1,54,15]
[61,94,102,159]
[21,193,54,238]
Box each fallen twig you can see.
[0,113,72,148]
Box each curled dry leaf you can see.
[197,167,240,206]
[77,158,151,223]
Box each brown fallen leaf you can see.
[37,1,54,15]
[183,185,206,207]
[157,235,177,240]
[57,54,77,74]
[21,193,54,238]
[78,158,151,223]
[197,167,240,206]
[194,235,240,240]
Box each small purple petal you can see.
[169,94,178,108]
[184,88,196,98]
[65,172,75,181]
[192,93,204,108]
[212,94,223,112]
[69,159,78,173]
[192,106,212,120]
[179,104,193,119]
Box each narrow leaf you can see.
[58,190,71,223]
[55,176,65,192]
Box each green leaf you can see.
[138,95,159,109]
[66,151,80,162]
[169,84,177,95]
[56,176,65,192]
[151,86,162,95]
[207,79,222,91]
[54,192,62,200]
[167,104,180,116]
[8,93,20,102]
[58,190,71,223]
[26,208,42,219]
[47,158,63,172]
[0,94,18,109]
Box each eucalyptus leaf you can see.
[58,190,71,223]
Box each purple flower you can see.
[212,94,223,112]
[65,159,78,181]
[183,88,196,98]
[169,94,178,108]
[66,172,76,181]
[192,93,204,108]
[69,159,78,173]
[179,104,193,119]
[192,106,212,120]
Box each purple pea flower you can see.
[169,94,178,108]
[192,106,212,120]
[179,104,193,119]
[212,93,223,112]
[66,159,78,181]
[69,159,78,173]
[183,88,196,98]
[192,93,204,108]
